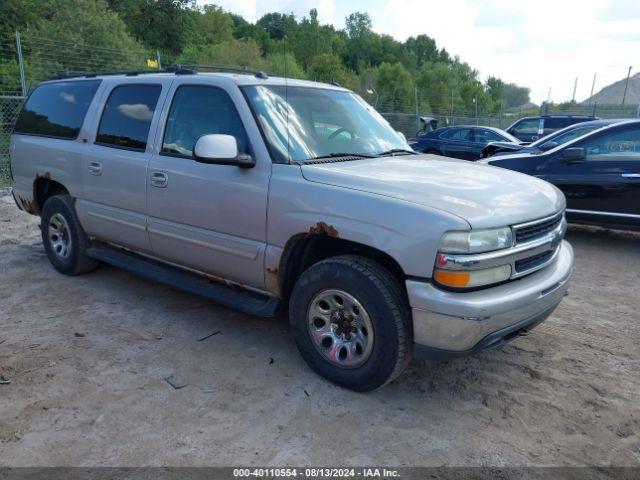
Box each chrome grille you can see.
[515,212,564,244]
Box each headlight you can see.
[439,227,513,254]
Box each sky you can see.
[198,0,640,105]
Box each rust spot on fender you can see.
[37,171,51,180]
[18,195,36,214]
[266,267,281,296]
[309,221,339,237]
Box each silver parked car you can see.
[10,69,574,391]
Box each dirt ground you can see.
[0,189,638,468]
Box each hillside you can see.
[583,72,640,105]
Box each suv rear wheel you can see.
[41,195,99,276]
[289,255,412,392]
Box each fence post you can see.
[156,50,162,70]
[414,86,419,132]
[15,31,27,96]
[450,89,455,126]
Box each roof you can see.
[43,68,347,91]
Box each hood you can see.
[300,155,565,229]
[481,141,524,156]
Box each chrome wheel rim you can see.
[307,289,374,369]
[48,213,72,259]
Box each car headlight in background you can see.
[438,227,513,254]
[434,227,514,289]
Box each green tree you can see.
[267,52,305,79]
[19,0,146,83]
[257,12,297,40]
[290,9,333,69]
[179,38,266,70]
[374,62,414,111]
[186,4,234,49]
[107,0,194,55]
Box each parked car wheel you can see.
[41,195,99,276]
[289,255,412,392]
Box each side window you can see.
[475,129,503,143]
[162,85,248,157]
[580,127,640,162]
[14,80,101,139]
[544,118,564,129]
[95,84,161,151]
[512,119,540,135]
[441,128,472,141]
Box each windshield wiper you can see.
[376,148,417,157]
[307,152,378,161]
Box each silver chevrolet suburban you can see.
[9,69,574,391]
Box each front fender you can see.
[265,164,469,293]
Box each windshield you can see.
[242,85,409,163]
[531,125,600,148]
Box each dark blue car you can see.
[480,119,640,231]
[482,119,624,158]
[408,125,520,160]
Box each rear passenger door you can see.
[146,79,271,290]
[76,80,170,253]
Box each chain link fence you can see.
[1,31,640,185]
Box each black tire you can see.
[41,194,99,276]
[289,255,412,392]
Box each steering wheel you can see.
[328,127,355,140]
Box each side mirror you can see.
[193,134,255,168]
[560,147,585,163]
[539,141,558,152]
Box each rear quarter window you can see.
[13,80,101,139]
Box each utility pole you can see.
[588,73,597,104]
[547,87,552,103]
[572,78,578,103]
[622,66,633,106]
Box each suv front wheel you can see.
[289,255,412,392]
[41,195,99,276]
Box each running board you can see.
[86,243,281,318]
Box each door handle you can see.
[150,171,168,188]
[621,173,640,178]
[88,161,102,176]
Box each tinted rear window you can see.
[95,84,162,151]
[13,80,101,139]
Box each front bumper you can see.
[407,240,574,358]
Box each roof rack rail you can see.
[48,64,271,81]
[176,64,270,78]
[48,66,197,81]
